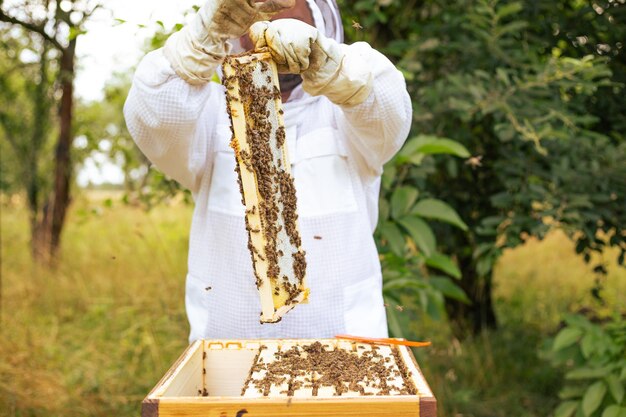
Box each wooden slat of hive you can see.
[222,51,309,323]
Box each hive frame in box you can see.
[142,339,436,417]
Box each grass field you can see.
[1,194,624,417]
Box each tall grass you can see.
[1,194,624,416]
[1,194,192,416]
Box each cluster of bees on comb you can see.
[240,341,418,398]
[222,50,309,324]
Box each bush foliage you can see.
[339,0,626,332]
[544,314,626,417]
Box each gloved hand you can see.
[249,19,373,106]
[164,0,295,85]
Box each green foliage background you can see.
[339,0,625,334]
[544,314,626,417]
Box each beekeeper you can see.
[124,0,412,342]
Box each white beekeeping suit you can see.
[124,0,412,342]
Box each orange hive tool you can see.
[334,334,432,348]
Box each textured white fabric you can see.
[124,42,411,344]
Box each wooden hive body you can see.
[142,339,436,417]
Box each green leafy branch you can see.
[544,314,626,417]
[376,135,471,336]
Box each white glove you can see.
[249,19,373,106]
[164,0,295,85]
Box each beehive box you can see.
[142,339,436,417]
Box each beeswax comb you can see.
[222,50,309,323]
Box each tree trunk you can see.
[2,5,90,264]
[447,253,498,337]
[49,39,76,256]
[29,43,49,261]
[31,199,51,262]
[33,39,76,262]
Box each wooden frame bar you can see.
[222,50,309,323]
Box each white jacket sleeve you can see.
[124,48,217,193]
[337,42,412,177]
